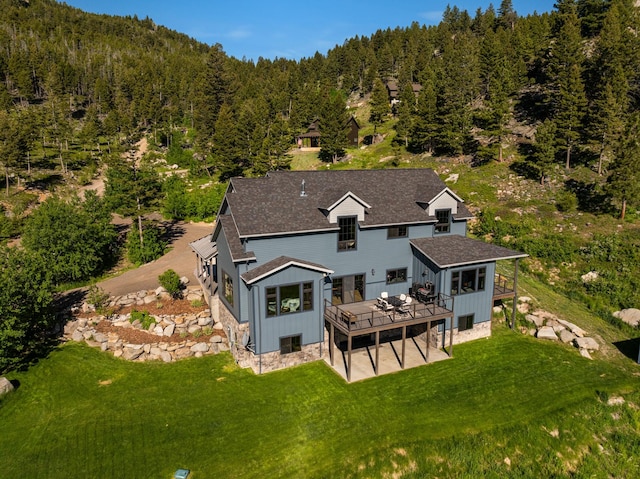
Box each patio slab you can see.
[325,336,450,382]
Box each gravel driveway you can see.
[96,221,213,297]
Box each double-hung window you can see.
[435,209,451,233]
[338,216,357,251]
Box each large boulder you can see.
[536,326,558,341]
[0,377,14,396]
[613,308,640,328]
[574,337,600,351]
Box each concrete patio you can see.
[325,334,451,382]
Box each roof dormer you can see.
[424,188,463,216]
[325,191,370,224]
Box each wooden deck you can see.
[324,295,454,381]
[493,273,516,300]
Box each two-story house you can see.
[190,169,527,380]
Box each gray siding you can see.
[215,221,243,321]
[446,262,496,326]
[247,265,329,354]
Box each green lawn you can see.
[1,323,638,478]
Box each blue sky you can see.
[62,1,556,61]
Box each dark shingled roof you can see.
[219,215,256,262]
[225,169,472,238]
[410,235,528,268]
[241,256,333,284]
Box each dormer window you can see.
[338,216,357,251]
[435,209,451,233]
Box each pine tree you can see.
[550,0,587,169]
[193,44,229,143]
[607,113,640,220]
[394,81,416,147]
[532,119,558,184]
[369,78,390,133]
[211,103,244,179]
[319,91,349,163]
[410,81,438,153]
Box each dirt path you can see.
[96,221,212,297]
[79,137,149,198]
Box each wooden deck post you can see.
[511,258,519,330]
[401,325,407,369]
[426,320,430,362]
[375,331,380,375]
[449,316,454,356]
[329,322,335,366]
[347,334,352,382]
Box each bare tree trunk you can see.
[5,166,9,197]
[620,199,627,221]
[565,144,571,170]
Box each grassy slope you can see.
[0,321,637,478]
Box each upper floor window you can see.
[387,225,408,239]
[338,216,357,251]
[451,267,486,295]
[435,209,451,233]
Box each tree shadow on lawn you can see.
[613,337,640,364]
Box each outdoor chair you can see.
[398,296,413,314]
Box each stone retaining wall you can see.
[65,287,230,363]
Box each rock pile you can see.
[517,297,601,359]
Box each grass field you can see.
[1,322,638,478]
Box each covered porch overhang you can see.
[324,295,454,382]
[189,235,218,298]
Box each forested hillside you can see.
[0,0,639,372]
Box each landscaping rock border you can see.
[65,288,230,363]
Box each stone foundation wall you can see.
[440,320,492,347]
[215,296,329,374]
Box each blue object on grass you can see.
[174,469,190,479]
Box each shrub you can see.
[159,269,182,298]
[126,223,166,265]
[86,285,110,313]
[129,310,154,330]
[556,189,578,212]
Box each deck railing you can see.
[493,273,515,298]
[324,294,453,333]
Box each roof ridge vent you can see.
[300,179,307,197]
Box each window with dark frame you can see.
[222,269,233,306]
[280,334,302,354]
[435,209,451,233]
[386,268,407,284]
[338,216,357,251]
[265,282,313,317]
[450,267,486,295]
[458,314,474,331]
[387,225,408,239]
